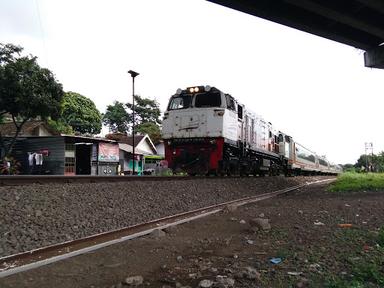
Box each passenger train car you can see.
[161,85,341,176]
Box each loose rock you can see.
[151,229,166,238]
[198,279,214,288]
[224,204,237,213]
[249,218,271,230]
[125,275,144,286]
[216,275,235,288]
[236,267,261,280]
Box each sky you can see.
[1,0,383,165]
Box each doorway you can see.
[75,144,92,175]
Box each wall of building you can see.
[137,139,155,155]
[25,137,65,175]
[37,126,54,136]
[4,137,65,175]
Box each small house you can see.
[106,133,158,175]
[1,122,120,175]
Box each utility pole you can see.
[364,142,373,172]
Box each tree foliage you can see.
[103,95,162,143]
[342,163,355,172]
[126,95,162,125]
[136,122,161,144]
[61,91,102,135]
[355,152,384,172]
[47,118,74,135]
[0,43,64,158]
[103,101,130,133]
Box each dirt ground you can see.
[1,180,384,288]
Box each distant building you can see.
[155,140,165,157]
[105,133,158,175]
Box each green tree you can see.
[47,119,74,135]
[136,122,161,144]
[374,152,384,172]
[103,95,162,143]
[355,154,372,171]
[103,101,130,133]
[61,91,102,134]
[0,43,64,158]
[355,152,384,172]
[342,163,355,172]
[126,95,162,125]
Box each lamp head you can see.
[128,70,139,78]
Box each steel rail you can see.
[0,178,334,278]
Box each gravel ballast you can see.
[0,176,327,257]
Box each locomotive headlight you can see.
[188,87,199,93]
[204,85,211,92]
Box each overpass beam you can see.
[364,45,384,69]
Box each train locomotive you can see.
[162,85,341,176]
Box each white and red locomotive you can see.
[162,85,341,176]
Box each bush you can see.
[0,157,21,175]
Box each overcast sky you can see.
[1,0,383,164]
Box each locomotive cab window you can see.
[168,95,192,110]
[194,92,221,108]
[285,136,291,143]
[237,105,243,120]
[225,94,236,111]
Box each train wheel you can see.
[208,169,218,177]
[218,161,227,177]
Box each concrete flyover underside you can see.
[207,0,384,69]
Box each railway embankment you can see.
[0,176,326,257]
[1,177,384,287]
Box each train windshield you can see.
[168,95,192,110]
[194,92,221,108]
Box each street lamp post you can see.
[128,70,139,175]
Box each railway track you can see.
[0,178,334,278]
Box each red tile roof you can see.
[0,121,59,136]
[105,133,145,147]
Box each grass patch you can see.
[324,227,384,288]
[329,172,384,193]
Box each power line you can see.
[34,0,49,67]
